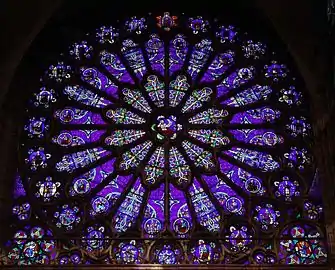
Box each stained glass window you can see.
[4,12,328,266]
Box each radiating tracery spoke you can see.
[11,12,326,266]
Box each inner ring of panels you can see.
[12,12,327,265]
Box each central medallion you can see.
[151,115,182,141]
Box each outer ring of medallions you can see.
[221,216,256,253]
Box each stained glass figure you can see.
[8,12,326,266]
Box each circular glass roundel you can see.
[12,12,327,265]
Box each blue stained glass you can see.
[31,87,57,108]
[182,87,213,113]
[125,17,147,34]
[188,17,209,34]
[69,159,115,197]
[217,67,255,97]
[112,178,144,233]
[80,67,119,98]
[24,117,49,138]
[273,175,300,202]
[230,106,281,124]
[25,147,51,171]
[229,129,284,147]
[286,116,311,138]
[253,203,280,231]
[54,107,107,125]
[100,51,134,84]
[52,130,105,147]
[13,173,26,199]
[203,175,245,215]
[279,224,327,264]
[188,108,229,124]
[182,141,215,170]
[145,34,165,76]
[143,147,165,185]
[55,147,111,173]
[242,40,266,60]
[64,85,112,108]
[105,108,145,124]
[188,129,230,148]
[96,25,119,44]
[224,147,280,172]
[144,75,165,107]
[90,175,132,216]
[169,75,190,107]
[105,130,146,147]
[201,51,235,83]
[221,85,272,107]
[187,39,213,79]
[122,88,152,113]
[169,184,192,238]
[189,178,221,232]
[169,34,188,75]
[142,183,165,237]
[34,176,61,203]
[278,86,303,107]
[119,141,153,170]
[69,41,93,60]
[219,158,266,195]
[169,147,191,187]
[216,25,238,44]
[264,61,288,82]
[11,13,325,266]
[12,202,31,221]
[46,62,72,82]
[121,39,146,79]
[283,147,311,171]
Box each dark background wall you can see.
[1,0,334,265]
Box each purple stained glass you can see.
[278,224,327,264]
[90,175,132,216]
[64,85,112,107]
[80,67,119,98]
[10,13,325,266]
[169,34,188,75]
[230,106,281,124]
[69,41,93,60]
[219,158,266,195]
[201,51,235,83]
[217,67,255,97]
[229,129,284,147]
[203,175,245,215]
[169,184,192,238]
[216,25,238,44]
[112,178,145,233]
[146,34,165,76]
[224,147,280,172]
[189,178,221,232]
[13,173,26,199]
[221,85,272,107]
[121,39,146,79]
[188,17,209,34]
[52,130,105,147]
[96,25,119,44]
[55,147,111,173]
[100,51,134,84]
[142,183,165,237]
[54,107,107,125]
[187,39,213,80]
[69,159,116,197]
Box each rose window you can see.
[6,12,327,266]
